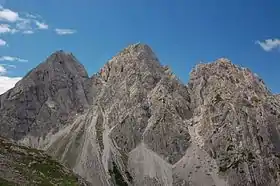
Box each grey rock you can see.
[0,45,279,186]
[0,50,89,142]
[188,58,280,186]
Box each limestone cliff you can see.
[188,58,280,185]
[0,44,279,186]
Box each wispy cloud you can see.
[35,21,48,30]
[0,56,28,62]
[2,64,16,68]
[0,5,76,37]
[0,76,22,95]
[255,38,280,52]
[24,12,41,19]
[22,30,34,34]
[0,6,19,22]
[55,28,76,35]
[0,5,49,35]
[16,18,32,30]
[0,64,7,74]
[0,38,6,46]
[0,63,19,75]
[0,24,17,34]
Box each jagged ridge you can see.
[0,43,280,186]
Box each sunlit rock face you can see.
[0,45,280,186]
[188,58,280,186]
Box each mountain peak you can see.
[121,42,152,52]
[1,45,280,186]
[46,50,80,66]
[215,57,232,64]
[0,50,89,140]
[50,50,74,57]
[113,43,158,61]
[94,43,162,82]
[36,50,88,78]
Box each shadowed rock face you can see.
[0,51,89,141]
[0,45,280,186]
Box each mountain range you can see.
[0,43,280,186]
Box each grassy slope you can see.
[0,137,88,186]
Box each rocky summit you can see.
[0,43,280,186]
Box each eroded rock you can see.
[0,45,279,186]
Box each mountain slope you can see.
[42,44,193,185]
[0,136,89,185]
[0,50,89,142]
[0,44,280,186]
[188,58,280,185]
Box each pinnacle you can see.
[192,57,235,73]
[23,50,89,80]
[45,50,79,65]
[124,42,151,51]
[117,43,155,57]
[215,57,232,64]
[50,50,74,58]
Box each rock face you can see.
[0,136,90,185]
[188,59,280,186]
[0,44,280,186]
[0,50,89,142]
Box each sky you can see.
[0,0,280,94]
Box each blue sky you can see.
[0,0,280,94]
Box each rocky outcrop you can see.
[188,58,280,185]
[0,44,280,186]
[42,44,193,185]
[0,50,89,142]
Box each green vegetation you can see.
[0,177,15,186]
[214,94,223,104]
[109,161,128,186]
[95,113,104,151]
[0,137,84,186]
[218,149,256,173]
[125,171,133,183]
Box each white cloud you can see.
[0,64,7,74]
[0,63,17,70]
[0,38,6,46]
[0,6,49,34]
[0,76,22,95]
[22,30,34,34]
[0,7,19,22]
[16,18,32,30]
[255,38,280,52]
[0,24,17,34]
[0,5,78,38]
[1,64,17,68]
[8,65,16,68]
[24,12,40,19]
[35,21,48,29]
[0,56,28,62]
[55,28,76,35]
